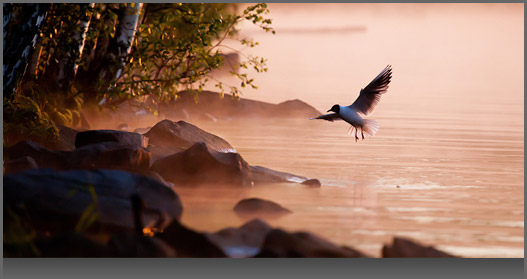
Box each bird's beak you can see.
[327,109,332,112]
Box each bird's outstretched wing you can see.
[349,65,392,116]
[310,113,343,122]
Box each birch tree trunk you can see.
[101,3,143,88]
[3,3,50,100]
[77,3,143,105]
[55,3,95,94]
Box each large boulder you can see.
[151,142,253,186]
[207,219,273,257]
[382,237,458,258]
[3,168,182,234]
[156,220,227,258]
[256,229,369,258]
[5,140,151,171]
[75,129,148,149]
[233,198,293,217]
[144,119,235,162]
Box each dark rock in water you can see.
[250,165,309,184]
[234,198,292,216]
[4,156,38,174]
[117,123,130,131]
[274,99,323,118]
[75,129,148,149]
[382,237,457,258]
[72,142,151,171]
[3,168,182,234]
[207,219,273,257]
[6,141,66,170]
[255,229,368,258]
[145,119,235,162]
[108,233,176,257]
[151,142,252,186]
[32,233,110,257]
[5,140,151,172]
[158,90,322,120]
[134,127,152,134]
[157,220,227,258]
[301,179,322,187]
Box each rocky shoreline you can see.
[4,98,457,258]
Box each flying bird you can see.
[310,65,392,141]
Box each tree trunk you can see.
[3,3,50,100]
[76,3,143,105]
[101,3,143,87]
[56,3,96,94]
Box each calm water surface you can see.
[174,4,524,258]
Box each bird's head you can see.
[328,104,340,113]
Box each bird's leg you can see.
[361,127,365,140]
[354,128,359,142]
[347,126,354,135]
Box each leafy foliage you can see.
[110,3,274,106]
[4,3,274,144]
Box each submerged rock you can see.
[75,129,148,149]
[145,119,235,162]
[382,237,458,258]
[157,220,227,258]
[301,179,322,187]
[207,219,273,257]
[4,168,182,234]
[256,229,368,258]
[151,142,252,186]
[234,198,292,216]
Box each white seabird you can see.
[310,65,392,141]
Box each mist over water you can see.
[92,4,523,257]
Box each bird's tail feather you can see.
[363,119,379,137]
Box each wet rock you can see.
[144,119,235,162]
[207,219,273,257]
[250,165,309,184]
[151,142,252,186]
[157,220,227,258]
[4,156,38,174]
[234,198,292,216]
[382,237,457,258]
[301,179,322,187]
[108,233,176,257]
[5,140,151,172]
[4,168,182,234]
[256,229,368,258]
[75,129,148,149]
